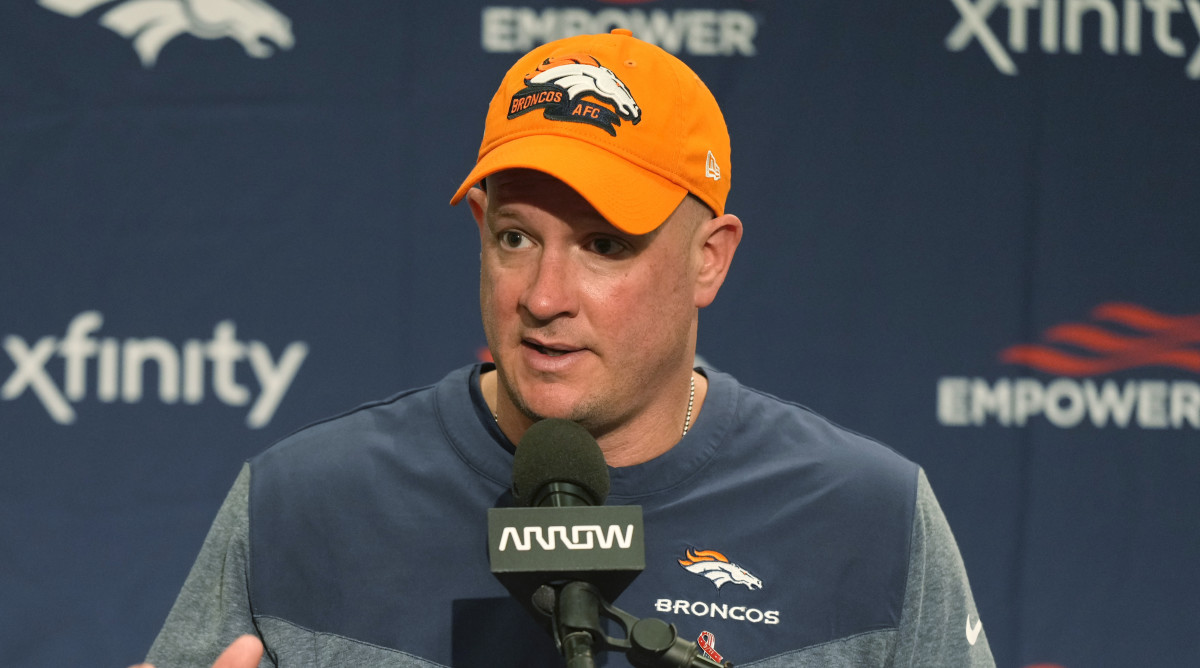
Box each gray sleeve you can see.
[892,469,995,667]
[145,463,271,668]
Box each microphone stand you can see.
[538,581,734,668]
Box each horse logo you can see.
[507,54,641,136]
[678,549,763,591]
[39,0,294,68]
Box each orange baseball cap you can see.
[450,29,731,234]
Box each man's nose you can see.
[520,249,579,322]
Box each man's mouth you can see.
[525,340,577,357]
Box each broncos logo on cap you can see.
[528,55,641,123]
[678,549,763,591]
[508,54,640,136]
[39,0,293,68]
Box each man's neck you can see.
[479,367,708,467]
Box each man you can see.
[142,29,995,667]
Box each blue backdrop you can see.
[2,1,1198,667]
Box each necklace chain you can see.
[682,373,695,437]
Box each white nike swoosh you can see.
[966,614,983,646]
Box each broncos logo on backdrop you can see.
[39,0,294,68]
[678,549,763,591]
[507,54,641,136]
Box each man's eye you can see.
[590,237,625,256]
[499,231,528,248]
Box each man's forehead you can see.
[486,169,580,199]
[483,169,696,239]
[489,167,573,191]
[486,170,615,225]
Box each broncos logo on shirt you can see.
[507,54,641,136]
[678,549,764,591]
[39,0,294,67]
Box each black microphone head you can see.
[512,418,610,507]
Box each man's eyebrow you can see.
[488,203,531,221]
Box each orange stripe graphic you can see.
[999,302,1200,375]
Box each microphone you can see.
[513,420,622,667]
[488,419,645,605]
[512,418,610,508]
[488,420,730,667]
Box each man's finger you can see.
[212,635,264,668]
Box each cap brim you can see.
[449,134,687,235]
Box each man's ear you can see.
[694,213,743,309]
[466,186,488,234]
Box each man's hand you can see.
[130,634,264,668]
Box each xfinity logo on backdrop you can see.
[937,303,1200,429]
[946,0,1200,78]
[38,0,294,68]
[2,311,308,428]
[481,5,759,56]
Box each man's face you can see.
[470,169,704,438]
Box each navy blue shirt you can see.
[248,364,914,665]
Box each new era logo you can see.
[705,150,721,181]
